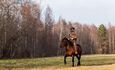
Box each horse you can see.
[60,37,82,67]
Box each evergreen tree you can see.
[98,24,108,54]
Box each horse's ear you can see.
[62,36,66,40]
[63,35,66,38]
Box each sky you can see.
[32,0,115,26]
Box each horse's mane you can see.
[68,39,74,46]
[62,37,74,47]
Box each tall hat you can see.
[70,27,75,32]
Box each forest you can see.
[0,0,115,59]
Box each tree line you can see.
[0,0,115,58]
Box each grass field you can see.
[0,54,115,70]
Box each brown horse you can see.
[60,37,82,67]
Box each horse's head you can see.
[60,37,69,48]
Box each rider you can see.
[69,26,77,54]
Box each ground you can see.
[0,54,115,70]
[33,64,115,70]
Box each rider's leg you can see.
[74,41,77,54]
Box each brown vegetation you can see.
[0,0,115,58]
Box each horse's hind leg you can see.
[76,54,81,66]
[72,55,74,67]
[64,55,67,64]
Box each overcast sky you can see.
[33,0,115,26]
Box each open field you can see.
[0,54,115,70]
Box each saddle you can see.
[68,39,78,54]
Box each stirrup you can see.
[75,51,77,54]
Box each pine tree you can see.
[98,24,108,54]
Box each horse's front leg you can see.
[64,55,67,64]
[72,55,74,67]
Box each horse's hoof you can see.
[64,62,67,65]
[72,64,74,67]
[77,64,80,66]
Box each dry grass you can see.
[12,64,115,70]
[0,54,115,70]
[55,64,115,70]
